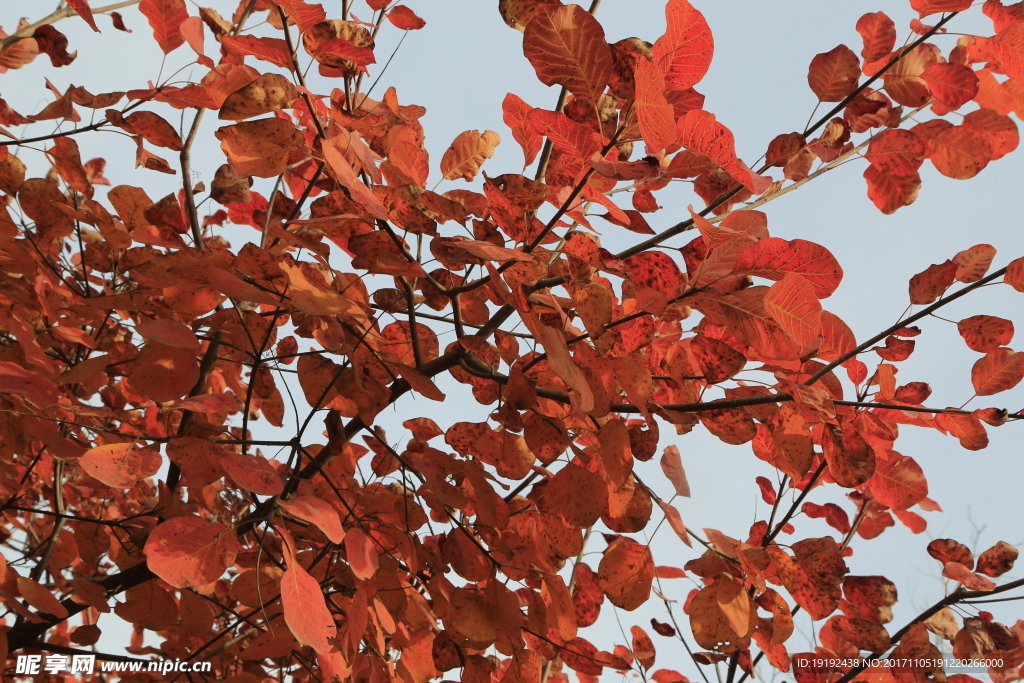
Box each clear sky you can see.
[2,0,1023,676]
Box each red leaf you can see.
[275,0,327,32]
[522,4,613,106]
[67,0,100,32]
[864,165,921,215]
[80,443,162,488]
[139,0,189,54]
[935,411,989,450]
[1006,256,1024,291]
[962,109,1019,161]
[528,108,602,160]
[310,38,376,67]
[652,0,714,91]
[866,129,926,176]
[921,63,979,110]
[976,541,1018,577]
[676,110,770,194]
[634,57,677,153]
[322,134,389,217]
[764,273,822,351]
[957,315,1014,353]
[144,516,238,588]
[868,454,927,510]
[908,259,957,305]
[991,23,1024,84]
[856,12,896,62]
[942,561,996,591]
[953,244,996,283]
[735,237,844,298]
[893,510,927,534]
[910,0,972,16]
[503,93,542,167]
[690,334,745,383]
[221,35,294,70]
[344,527,379,579]
[282,561,337,653]
[0,362,59,407]
[971,347,1024,395]
[755,476,777,505]
[808,45,860,102]
[386,6,426,30]
[914,120,993,179]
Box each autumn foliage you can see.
[0,0,1024,681]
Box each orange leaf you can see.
[219,450,285,495]
[864,164,921,215]
[80,443,162,488]
[807,45,860,102]
[522,4,613,106]
[735,237,843,298]
[652,0,714,91]
[275,0,327,32]
[281,561,337,653]
[139,0,188,54]
[856,12,896,62]
[957,315,1014,353]
[135,318,200,349]
[143,515,238,588]
[440,130,501,182]
[386,6,425,30]
[634,57,677,153]
[659,500,693,548]
[598,536,654,611]
[536,325,595,411]
[128,342,200,403]
[540,462,607,528]
[216,118,303,178]
[17,577,69,618]
[344,527,379,580]
[971,347,1024,395]
[221,35,294,70]
[503,93,543,167]
[921,63,979,110]
[990,21,1024,84]
[941,561,996,591]
[868,454,927,510]
[659,445,690,497]
[952,244,996,283]
[908,259,957,305]
[866,129,926,176]
[280,496,345,544]
[764,273,823,351]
